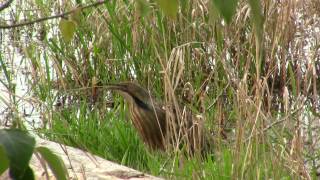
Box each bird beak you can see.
[106,83,136,104]
[106,83,133,100]
[105,83,127,92]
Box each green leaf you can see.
[70,7,82,24]
[22,166,35,180]
[248,0,263,42]
[25,43,36,59]
[0,145,9,175]
[155,0,179,18]
[35,0,44,7]
[36,146,68,180]
[211,0,238,24]
[288,62,297,97]
[0,129,35,179]
[9,165,34,180]
[223,149,232,176]
[59,19,76,43]
[136,0,150,17]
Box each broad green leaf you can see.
[22,166,35,179]
[0,145,9,174]
[211,0,238,24]
[36,146,68,180]
[155,0,178,18]
[59,19,76,43]
[9,166,34,180]
[0,129,35,178]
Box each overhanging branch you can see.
[0,0,107,29]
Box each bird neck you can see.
[131,95,150,110]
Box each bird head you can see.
[106,82,152,108]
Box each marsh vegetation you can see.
[0,0,319,179]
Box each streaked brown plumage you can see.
[107,82,208,153]
[107,82,166,150]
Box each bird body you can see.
[107,82,166,150]
[107,82,208,154]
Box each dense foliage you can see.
[0,0,319,179]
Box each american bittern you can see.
[107,82,207,153]
[107,82,166,150]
